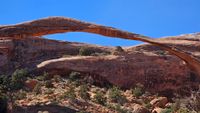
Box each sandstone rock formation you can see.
[0,33,199,97]
[0,17,200,76]
[0,36,111,74]
[132,104,150,113]
[150,97,168,108]
[0,17,200,97]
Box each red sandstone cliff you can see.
[0,17,200,97]
[0,33,200,96]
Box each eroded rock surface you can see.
[1,17,200,75]
[0,36,111,75]
[0,33,200,96]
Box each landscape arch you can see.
[0,17,200,76]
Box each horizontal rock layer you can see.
[0,33,200,96]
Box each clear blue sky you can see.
[0,0,199,46]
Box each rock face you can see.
[0,17,200,97]
[0,33,200,97]
[0,38,14,74]
[1,17,200,75]
[0,36,111,75]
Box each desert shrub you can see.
[79,47,94,56]
[63,86,76,101]
[93,91,107,106]
[37,72,50,81]
[106,104,129,113]
[79,84,90,100]
[44,80,54,88]
[161,108,173,113]
[33,83,42,95]
[69,71,81,82]
[131,84,145,98]
[71,81,82,87]
[171,99,181,112]
[144,102,152,109]
[114,104,129,113]
[0,94,8,113]
[115,46,124,52]
[166,99,191,113]
[14,90,27,100]
[176,108,190,113]
[11,69,28,90]
[108,86,127,105]
[0,75,11,91]
[132,87,144,98]
[53,75,61,82]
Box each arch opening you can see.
[0,16,200,76]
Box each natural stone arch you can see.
[0,17,200,76]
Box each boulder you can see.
[133,104,150,113]
[25,79,39,90]
[150,97,168,108]
[152,107,165,113]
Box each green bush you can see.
[14,90,27,100]
[33,83,42,95]
[79,47,94,56]
[63,86,76,101]
[114,104,129,113]
[106,104,129,113]
[176,108,190,113]
[171,99,180,112]
[94,91,107,106]
[37,72,50,81]
[144,103,152,109]
[53,75,61,82]
[131,84,144,98]
[132,87,143,97]
[108,86,127,104]
[44,80,54,88]
[71,81,81,87]
[11,69,28,90]
[69,71,81,82]
[79,84,90,100]
[161,108,173,113]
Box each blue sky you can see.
[0,0,199,46]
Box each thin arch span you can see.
[0,17,200,75]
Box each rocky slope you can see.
[1,33,200,98]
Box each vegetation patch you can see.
[79,47,95,56]
[108,86,127,105]
[93,90,107,106]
